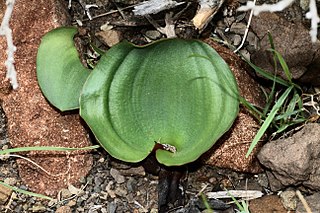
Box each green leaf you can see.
[80,39,239,166]
[37,27,90,111]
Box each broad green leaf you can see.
[80,39,239,166]
[37,27,90,111]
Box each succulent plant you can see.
[37,27,239,166]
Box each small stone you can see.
[107,201,117,213]
[126,177,136,192]
[119,166,146,177]
[3,177,17,186]
[60,188,72,199]
[98,157,105,163]
[0,184,12,205]
[145,30,162,40]
[115,187,127,197]
[96,30,122,47]
[68,184,82,195]
[56,206,72,213]
[229,22,246,34]
[280,191,297,210]
[105,181,116,198]
[101,207,108,213]
[150,208,158,213]
[79,176,86,184]
[29,204,46,212]
[232,34,241,46]
[110,168,125,184]
[208,177,217,184]
[67,200,77,207]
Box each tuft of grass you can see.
[226,190,250,213]
[240,33,308,157]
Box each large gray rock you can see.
[258,123,320,191]
[250,12,320,86]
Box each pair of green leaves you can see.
[37,27,239,166]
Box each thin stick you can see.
[296,190,313,213]
[234,0,256,53]
[1,154,68,177]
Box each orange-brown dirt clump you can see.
[203,39,265,173]
[0,0,93,196]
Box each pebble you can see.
[232,34,242,46]
[68,184,82,195]
[145,30,162,40]
[110,168,125,184]
[67,200,77,207]
[56,206,72,213]
[29,204,46,212]
[0,184,12,204]
[115,187,127,197]
[60,188,72,199]
[126,177,136,192]
[107,201,117,213]
[230,22,247,35]
[280,190,297,210]
[119,166,146,177]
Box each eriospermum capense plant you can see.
[36,27,239,166]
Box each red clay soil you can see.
[0,0,93,196]
[203,39,265,173]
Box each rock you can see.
[280,191,297,211]
[296,193,320,213]
[202,39,265,173]
[56,206,72,213]
[249,12,320,86]
[3,177,17,186]
[145,30,162,40]
[0,184,12,205]
[29,204,46,212]
[119,166,146,177]
[96,29,122,47]
[258,123,320,191]
[110,168,126,184]
[249,195,287,213]
[0,0,93,196]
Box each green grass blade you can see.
[246,86,294,157]
[90,43,105,56]
[0,145,99,155]
[239,97,263,120]
[274,109,305,121]
[268,33,278,73]
[262,74,277,119]
[269,49,292,83]
[200,193,213,212]
[226,189,246,212]
[0,181,54,201]
[241,57,290,87]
